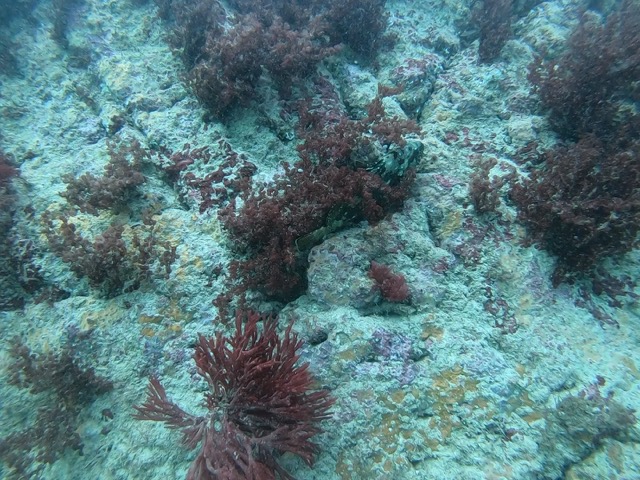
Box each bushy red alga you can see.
[133,311,334,480]
[510,136,640,285]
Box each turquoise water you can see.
[0,0,638,479]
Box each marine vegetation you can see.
[527,0,640,141]
[133,311,334,480]
[470,0,513,63]
[0,336,113,479]
[510,136,640,285]
[43,211,177,297]
[541,378,637,477]
[368,260,410,303]
[0,150,22,310]
[44,141,177,297]
[510,0,640,285]
[61,141,147,215]
[156,0,390,118]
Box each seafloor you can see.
[0,0,639,479]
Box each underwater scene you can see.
[0,0,639,479]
